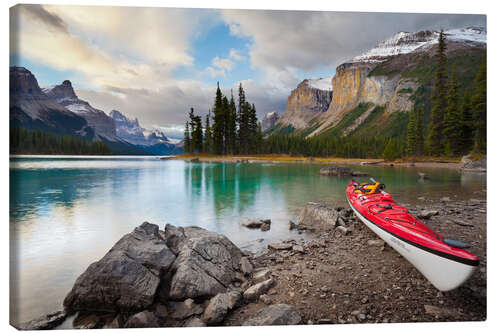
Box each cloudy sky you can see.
[10,4,485,138]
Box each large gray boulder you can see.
[298,202,343,230]
[162,225,243,300]
[242,304,302,326]
[63,222,176,313]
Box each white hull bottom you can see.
[349,201,477,292]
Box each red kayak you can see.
[346,179,478,291]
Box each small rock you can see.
[184,317,206,327]
[124,311,159,328]
[318,318,334,324]
[292,245,305,253]
[242,304,302,326]
[268,242,293,251]
[243,278,275,300]
[288,221,298,230]
[424,305,459,318]
[418,210,439,219]
[260,223,271,231]
[168,298,204,320]
[240,257,254,275]
[367,239,384,247]
[260,294,272,305]
[440,197,451,203]
[253,269,271,283]
[202,291,242,325]
[242,219,263,229]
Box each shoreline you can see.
[19,195,486,329]
[166,154,466,170]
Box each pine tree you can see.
[227,91,238,154]
[471,57,486,153]
[204,109,212,154]
[237,83,249,154]
[443,65,461,156]
[428,29,448,156]
[188,107,196,152]
[248,103,258,153]
[458,91,474,154]
[221,96,230,154]
[383,138,398,161]
[183,121,191,153]
[192,113,203,153]
[406,106,417,156]
[415,106,425,156]
[212,82,225,155]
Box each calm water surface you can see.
[9,156,486,325]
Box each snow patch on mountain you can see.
[352,27,486,63]
[306,77,333,91]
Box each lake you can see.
[9,156,486,326]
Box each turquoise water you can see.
[9,156,486,325]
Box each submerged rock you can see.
[268,242,293,251]
[63,222,176,313]
[242,304,302,326]
[17,311,67,330]
[319,165,352,177]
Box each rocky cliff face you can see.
[278,79,333,130]
[275,27,486,138]
[10,67,87,135]
[262,112,280,130]
[308,63,419,136]
[44,81,118,141]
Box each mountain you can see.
[110,109,184,155]
[109,110,148,145]
[262,111,281,130]
[275,78,333,134]
[10,67,88,135]
[43,81,119,141]
[271,27,486,138]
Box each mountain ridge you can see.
[272,26,486,139]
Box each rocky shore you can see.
[18,196,486,329]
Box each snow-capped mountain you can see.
[352,27,486,63]
[109,110,148,145]
[10,67,87,135]
[43,80,118,141]
[109,109,183,154]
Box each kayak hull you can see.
[346,180,478,292]
[348,199,477,291]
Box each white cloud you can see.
[229,48,246,61]
[212,56,235,71]
[205,66,227,78]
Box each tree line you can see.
[408,30,486,158]
[184,83,263,155]
[10,126,112,155]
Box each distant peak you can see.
[62,80,72,87]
